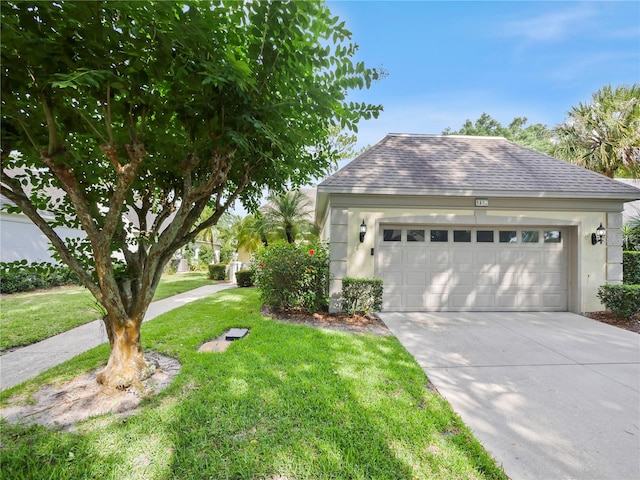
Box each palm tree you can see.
[262,190,315,244]
[235,214,267,251]
[552,84,640,178]
[195,206,217,252]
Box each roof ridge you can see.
[386,133,508,140]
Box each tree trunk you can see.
[97,317,150,389]
[285,225,294,244]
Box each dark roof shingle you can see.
[319,134,640,199]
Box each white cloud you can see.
[501,5,597,43]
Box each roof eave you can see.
[316,185,640,202]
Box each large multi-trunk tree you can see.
[0,1,382,389]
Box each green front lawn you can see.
[0,288,506,479]
[153,272,218,301]
[0,273,215,352]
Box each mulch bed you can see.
[582,311,640,334]
[261,305,392,336]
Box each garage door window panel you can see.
[522,231,540,243]
[383,229,402,241]
[544,230,562,243]
[430,230,448,242]
[407,229,425,242]
[500,231,518,243]
[477,230,494,242]
[454,230,471,242]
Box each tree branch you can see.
[149,200,176,241]
[0,172,102,301]
[100,140,146,241]
[36,152,129,321]
[14,116,39,152]
[103,82,115,144]
[38,154,100,239]
[77,109,108,144]
[186,150,235,203]
[40,92,59,155]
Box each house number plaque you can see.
[475,198,489,207]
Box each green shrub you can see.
[251,242,329,313]
[235,270,253,287]
[208,263,227,281]
[220,245,235,264]
[341,277,384,315]
[197,244,214,269]
[0,260,80,294]
[597,284,640,319]
[623,251,640,285]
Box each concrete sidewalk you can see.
[0,283,235,391]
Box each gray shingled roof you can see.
[318,134,640,200]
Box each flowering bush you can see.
[251,242,329,312]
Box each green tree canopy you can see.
[0,1,382,388]
[552,84,640,178]
[443,113,553,154]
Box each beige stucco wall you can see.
[322,195,625,314]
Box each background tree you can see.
[195,206,217,256]
[261,190,316,244]
[443,113,553,154]
[323,125,372,170]
[552,84,640,178]
[622,215,640,251]
[234,214,267,254]
[0,1,382,388]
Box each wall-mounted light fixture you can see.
[591,223,606,245]
[359,219,367,243]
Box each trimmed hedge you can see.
[597,284,640,319]
[208,263,227,281]
[341,277,383,315]
[623,251,640,285]
[0,261,80,294]
[236,270,254,287]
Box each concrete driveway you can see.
[379,311,640,480]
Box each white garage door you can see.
[377,226,567,312]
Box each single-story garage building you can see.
[315,134,640,313]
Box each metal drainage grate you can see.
[224,328,249,341]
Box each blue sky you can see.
[327,0,640,151]
[233,0,639,214]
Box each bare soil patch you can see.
[0,351,180,432]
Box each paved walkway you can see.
[0,283,235,391]
[380,311,640,480]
